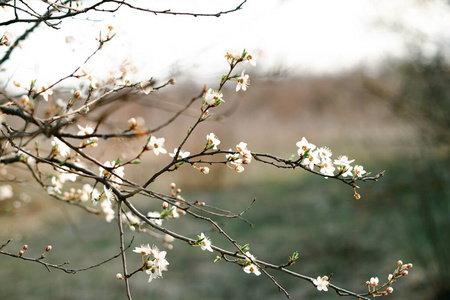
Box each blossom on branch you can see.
[133,244,152,256]
[147,136,167,156]
[236,70,250,91]
[205,133,220,150]
[243,264,261,276]
[0,31,13,46]
[296,137,316,157]
[203,88,224,107]
[197,233,213,252]
[51,138,71,159]
[313,275,329,292]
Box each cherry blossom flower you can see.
[101,200,115,222]
[169,148,190,160]
[313,276,329,291]
[333,155,355,167]
[52,137,71,158]
[236,142,248,153]
[339,165,353,177]
[370,277,379,287]
[225,50,243,61]
[145,248,169,283]
[103,186,114,205]
[206,133,220,150]
[243,51,256,66]
[80,184,100,203]
[203,88,224,106]
[243,264,261,276]
[353,165,366,177]
[302,150,320,170]
[147,211,163,226]
[0,31,13,46]
[319,159,335,177]
[133,244,152,256]
[236,70,250,91]
[40,86,53,102]
[99,161,124,188]
[317,147,332,161]
[231,161,245,173]
[198,233,213,252]
[147,136,167,156]
[77,124,95,136]
[139,81,153,94]
[296,137,316,157]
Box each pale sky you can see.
[1,0,449,88]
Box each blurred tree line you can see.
[364,47,450,299]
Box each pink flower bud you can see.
[22,245,28,250]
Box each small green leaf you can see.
[214,256,222,263]
[240,244,250,252]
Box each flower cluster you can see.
[242,251,261,276]
[296,137,367,179]
[365,260,413,296]
[225,49,256,66]
[99,160,125,188]
[77,124,98,148]
[226,142,252,173]
[133,244,169,283]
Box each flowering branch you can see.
[0,3,414,298]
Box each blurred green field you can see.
[0,60,448,299]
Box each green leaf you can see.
[240,244,250,252]
[214,256,222,263]
[115,157,121,165]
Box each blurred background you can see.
[0,0,449,299]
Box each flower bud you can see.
[129,225,135,232]
[169,77,176,85]
[162,202,169,210]
[46,245,52,252]
[18,250,24,257]
[22,245,28,250]
[387,287,394,294]
[128,117,137,128]
[170,183,176,189]
[116,273,123,280]
[397,260,403,267]
[401,270,408,276]
[73,90,82,98]
[366,281,370,286]
[407,263,413,269]
[176,188,181,194]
